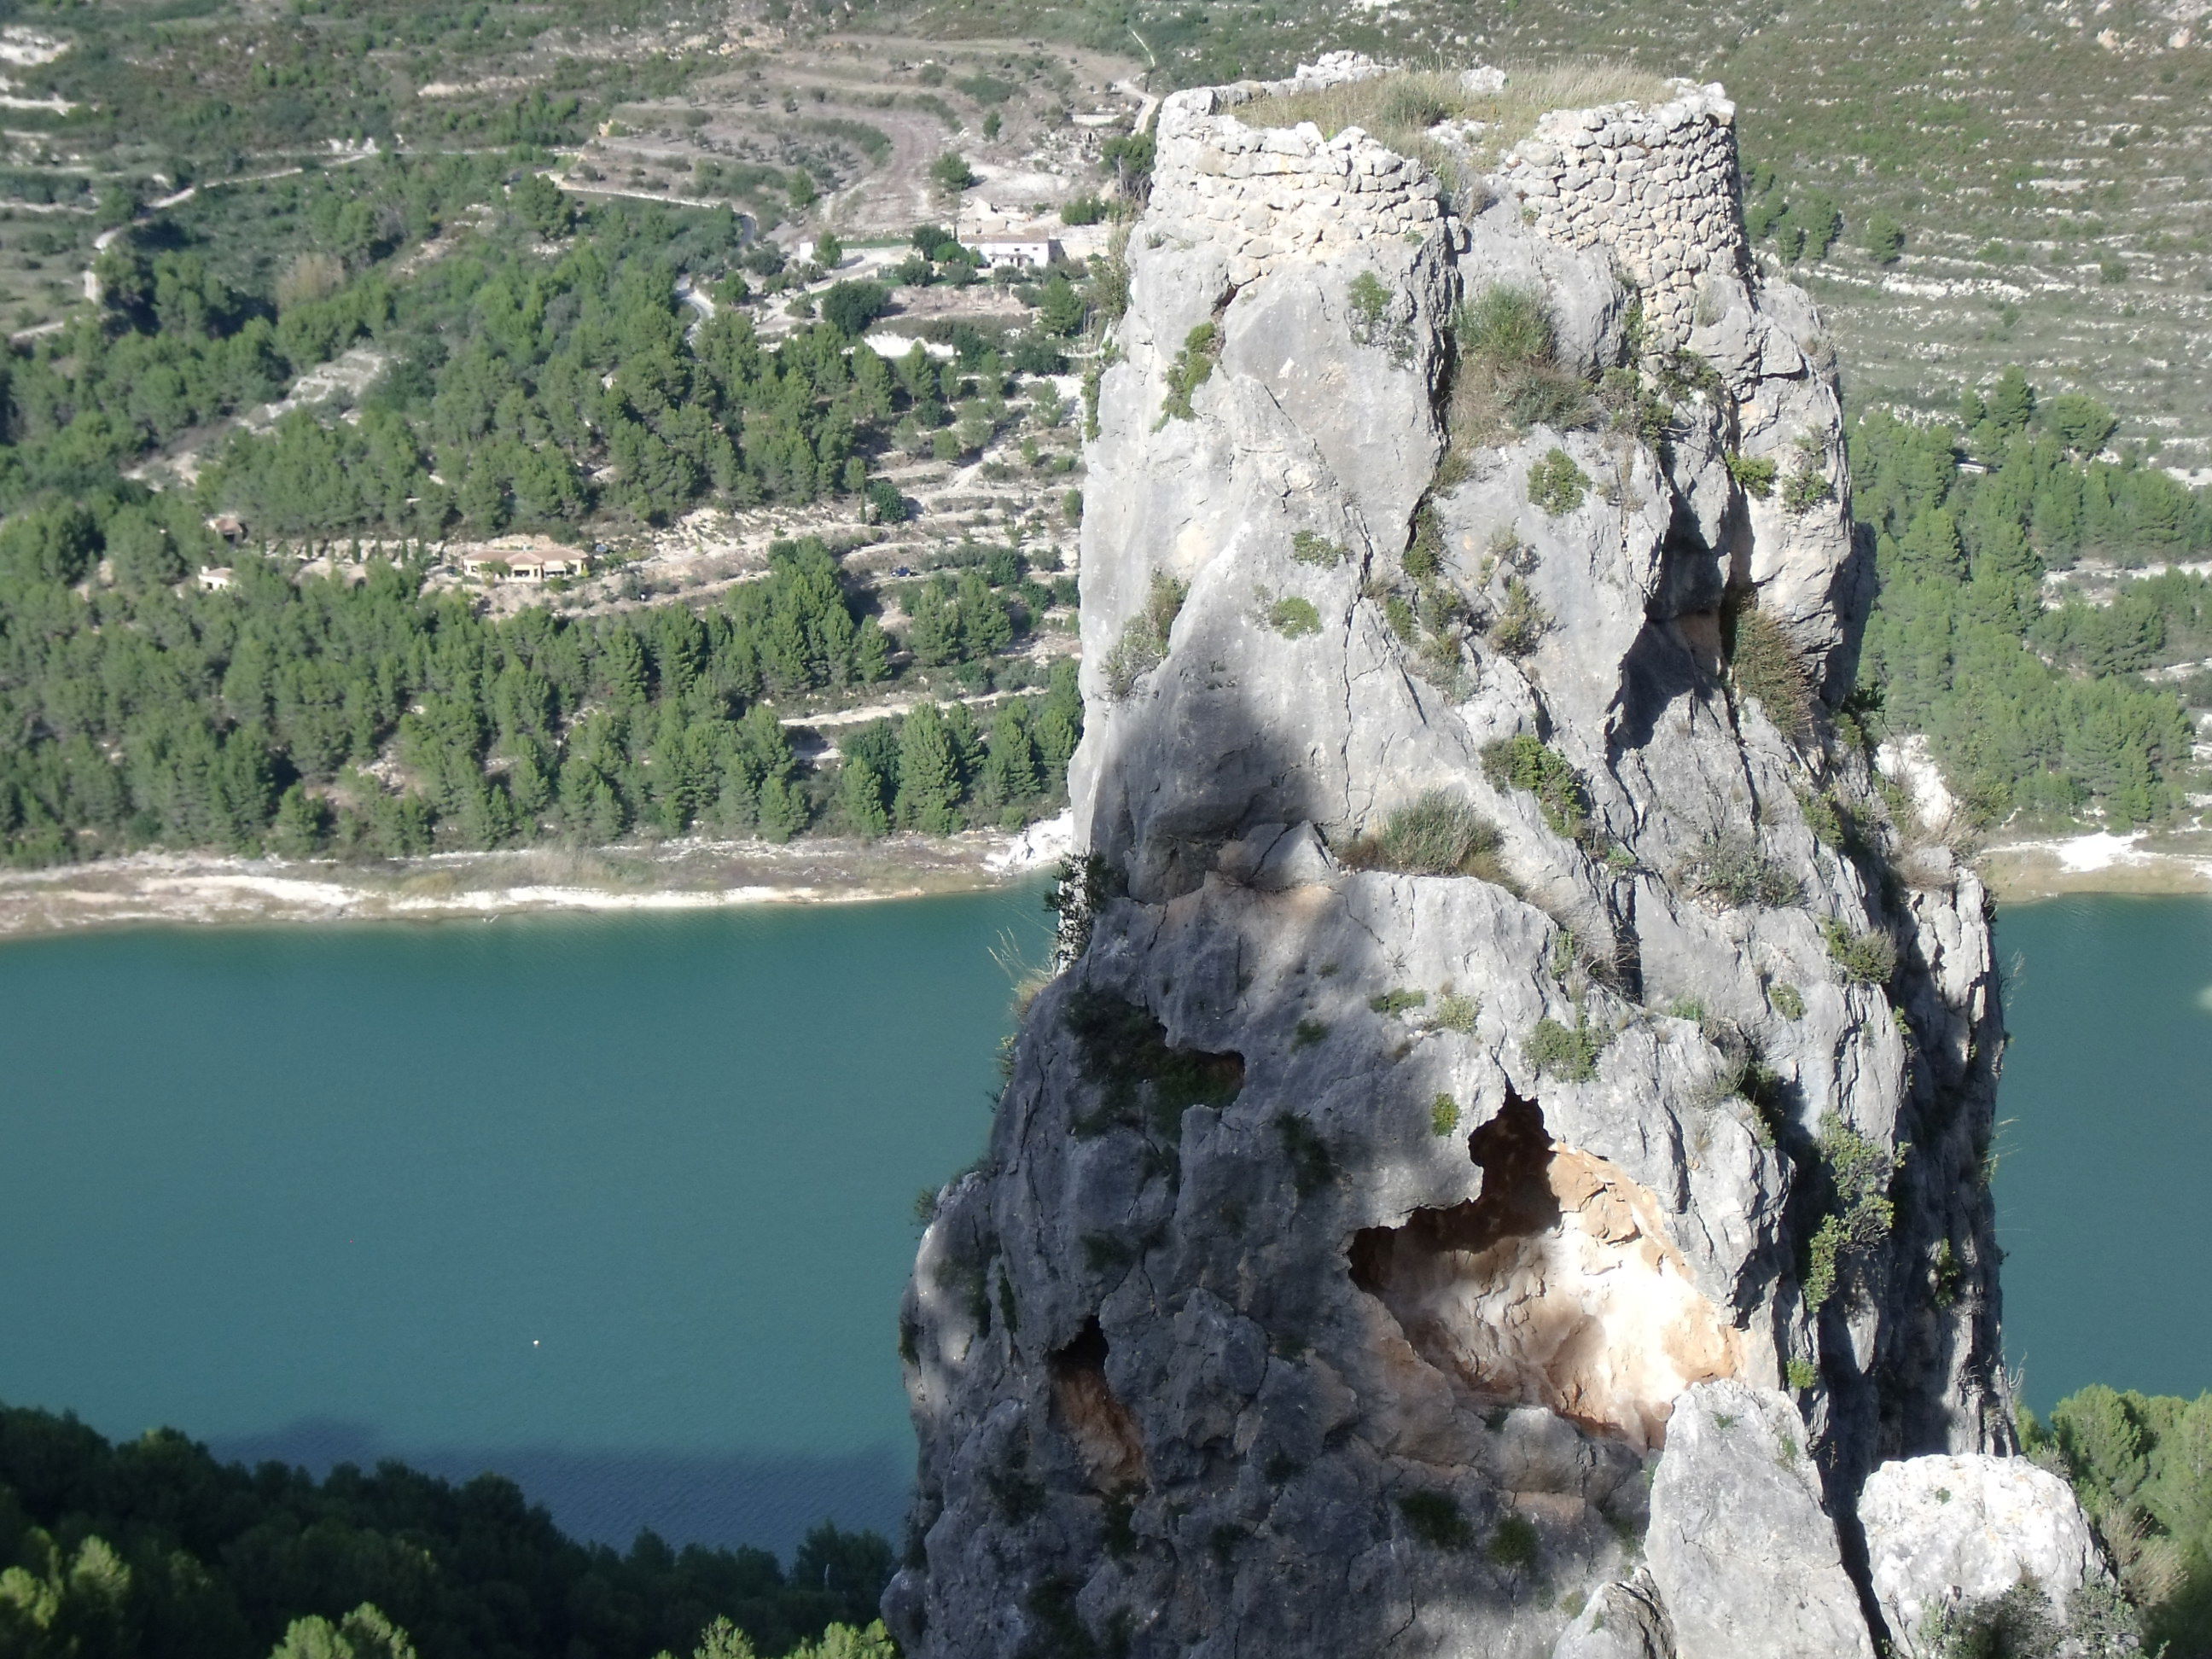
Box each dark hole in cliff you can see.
[1062,987,1243,1138]
[1050,1318,1148,1491]
[1348,1094,1741,1451]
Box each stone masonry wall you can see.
[1495,88,1745,347]
[1149,56,1458,289]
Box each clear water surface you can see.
[0,885,1051,1557]
[0,885,2203,1556]
[1993,893,2212,1412]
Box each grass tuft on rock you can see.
[1339,790,1506,880]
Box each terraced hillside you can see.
[880,0,2212,467]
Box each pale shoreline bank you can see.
[0,817,2201,941]
[0,813,1076,942]
[1977,830,2212,904]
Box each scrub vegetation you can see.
[0,1400,892,1658]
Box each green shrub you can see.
[1481,735,1587,839]
[1864,212,1906,264]
[1266,595,1321,638]
[1796,788,1855,851]
[1434,992,1480,1033]
[1343,791,1505,878]
[1802,1113,1901,1308]
[1459,284,1553,364]
[1346,269,1411,364]
[1782,458,1835,514]
[1487,576,1550,656]
[1403,505,1447,582]
[1786,1357,1818,1392]
[1101,573,1188,699]
[1292,1016,1328,1049]
[1452,286,1594,439]
[1430,1093,1462,1136]
[1770,981,1806,1022]
[1396,1490,1475,1550]
[1370,987,1428,1016]
[1526,1014,1602,1083]
[1290,530,1350,568]
[1920,1580,2137,1659]
[1156,321,1220,426]
[1525,447,1589,515]
[929,151,977,192]
[1063,987,1243,1138]
[1726,452,1778,498]
[1487,1514,1541,1570]
[1821,919,1897,986]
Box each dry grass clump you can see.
[1233,60,1675,196]
[1724,598,1816,741]
[1338,790,1510,882]
[1451,285,1596,444]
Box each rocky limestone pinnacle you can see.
[890,54,2111,1659]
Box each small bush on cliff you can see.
[1918,1580,2147,1659]
[1525,448,1590,515]
[1155,321,1220,426]
[1434,991,1480,1033]
[1101,572,1189,699]
[1679,830,1802,910]
[1481,735,1588,841]
[1488,1515,1541,1571]
[1452,288,1595,442]
[1784,457,1836,515]
[1341,791,1505,879]
[1821,918,1898,986]
[1802,1113,1901,1308]
[1396,1490,1475,1550]
[1266,595,1322,637]
[1290,530,1351,568]
[1063,986,1243,1137]
[1487,576,1550,656]
[1725,597,1816,740]
[1526,1013,1603,1083]
[1725,451,1778,498]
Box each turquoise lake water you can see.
[1992,893,2212,1412]
[0,885,1052,1559]
[0,885,2202,1557]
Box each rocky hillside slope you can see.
[891,56,2126,1659]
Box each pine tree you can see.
[852,616,892,684]
[839,754,890,839]
[894,703,961,833]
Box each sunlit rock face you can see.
[888,53,2098,1659]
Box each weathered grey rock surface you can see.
[1860,1454,2108,1656]
[890,54,2107,1658]
[1647,1381,1874,1659]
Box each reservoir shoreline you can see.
[0,817,2201,940]
[0,814,1074,940]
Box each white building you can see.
[974,239,1060,271]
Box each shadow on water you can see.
[206,1420,911,1557]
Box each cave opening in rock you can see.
[1349,1094,1741,1450]
[1050,1317,1148,1491]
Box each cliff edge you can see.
[891,56,2121,1659]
